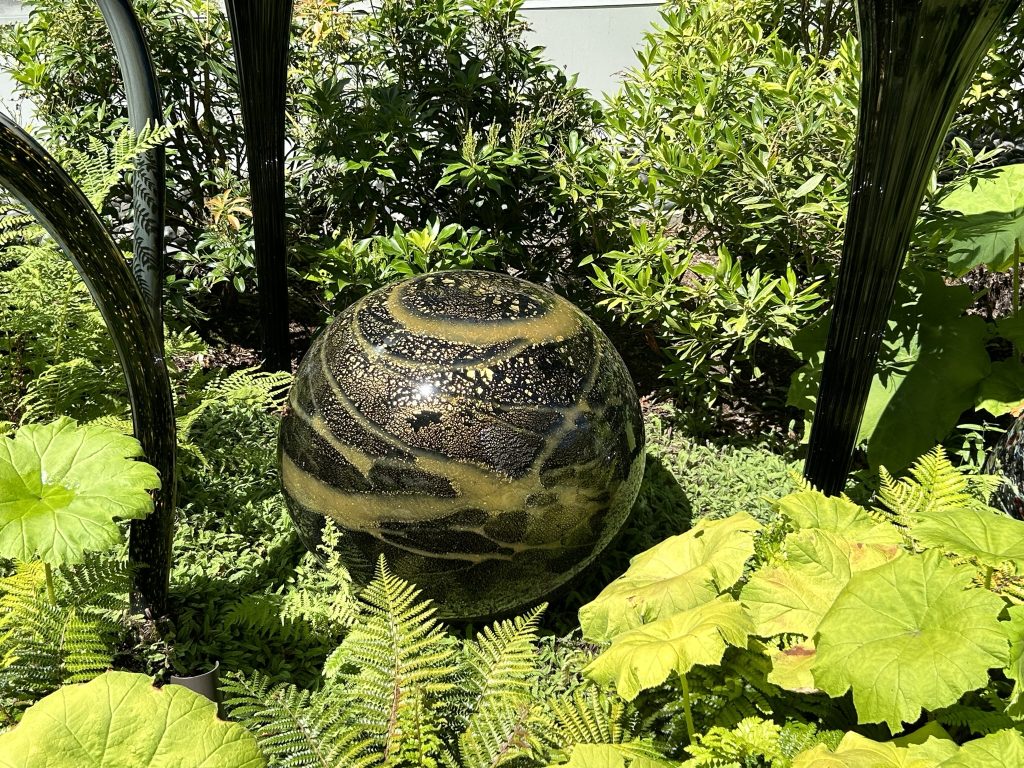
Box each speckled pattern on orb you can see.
[279,270,645,617]
[986,416,1024,520]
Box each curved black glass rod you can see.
[95,0,166,335]
[225,0,294,372]
[0,115,177,616]
[803,0,1020,494]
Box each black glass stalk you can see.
[0,115,176,615]
[96,0,166,335]
[225,0,294,372]
[804,0,1021,494]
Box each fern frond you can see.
[0,562,118,706]
[60,610,116,683]
[543,688,628,747]
[875,447,979,528]
[0,214,37,249]
[324,557,459,762]
[456,605,546,767]
[56,557,131,617]
[463,605,545,718]
[222,672,380,768]
[176,366,291,460]
[59,121,174,210]
[933,703,1014,736]
[18,357,124,423]
[459,697,535,768]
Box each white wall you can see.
[520,0,661,97]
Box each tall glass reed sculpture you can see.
[225,0,294,372]
[0,116,176,614]
[96,0,165,334]
[804,0,1021,494]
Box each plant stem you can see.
[44,562,55,604]
[985,565,994,591]
[679,673,696,743]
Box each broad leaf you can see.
[813,551,1007,733]
[936,163,1024,275]
[743,527,902,638]
[0,418,159,565]
[792,731,956,767]
[555,744,673,768]
[584,596,753,700]
[767,641,819,693]
[974,358,1024,417]
[579,513,759,641]
[913,508,1024,572]
[0,671,264,767]
[940,730,1024,767]
[777,492,902,545]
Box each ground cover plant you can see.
[1,0,1024,766]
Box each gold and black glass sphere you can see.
[278,270,645,617]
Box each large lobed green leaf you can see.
[936,163,1024,276]
[0,671,264,767]
[913,507,1024,572]
[742,527,901,638]
[584,596,753,700]
[813,551,1008,733]
[0,418,160,565]
[579,513,759,642]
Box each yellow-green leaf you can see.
[584,596,753,700]
[580,513,759,641]
[742,528,902,637]
[913,507,1024,572]
[813,551,1008,733]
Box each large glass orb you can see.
[279,270,644,617]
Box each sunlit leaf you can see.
[584,596,752,700]
[0,671,264,767]
[579,513,759,641]
[940,729,1024,767]
[791,731,955,767]
[0,418,160,565]
[767,641,819,693]
[936,163,1024,275]
[813,552,1007,733]
[913,507,1024,572]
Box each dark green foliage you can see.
[292,0,607,281]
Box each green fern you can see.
[222,671,380,768]
[57,121,174,210]
[176,366,291,466]
[458,606,546,768]
[874,447,989,530]
[0,559,127,724]
[324,557,459,763]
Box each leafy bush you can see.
[293,0,611,281]
[2,0,612,319]
[579,448,1024,762]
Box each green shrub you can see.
[582,0,854,411]
[1,0,613,319]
